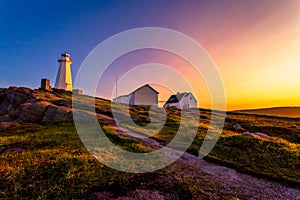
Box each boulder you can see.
[51,99,72,107]
[0,100,13,115]
[242,131,270,139]
[253,132,270,139]
[7,87,33,106]
[0,87,35,116]
[6,87,17,103]
[14,101,50,122]
[233,124,241,130]
[16,87,34,95]
[232,124,247,132]
[42,105,73,122]
[7,86,18,91]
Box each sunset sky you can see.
[0,0,299,110]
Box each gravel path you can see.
[115,126,300,199]
[178,151,300,200]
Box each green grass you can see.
[225,113,300,143]
[150,109,300,188]
[0,122,150,199]
[1,93,299,198]
[0,121,247,199]
[109,105,300,187]
[205,134,299,187]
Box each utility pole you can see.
[115,73,118,99]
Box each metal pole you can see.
[115,74,118,99]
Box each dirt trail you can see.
[116,126,300,200]
[179,152,299,200]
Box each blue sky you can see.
[0,0,299,109]
[0,0,201,88]
[0,0,258,88]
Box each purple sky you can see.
[1,0,299,109]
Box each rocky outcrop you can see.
[42,105,73,122]
[242,131,270,139]
[0,86,114,125]
[225,122,271,139]
[0,86,74,124]
[0,100,13,116]
[13,101,51,122]
[225,122,247,132]
[0,86,37,116]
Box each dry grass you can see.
[0,92,299,198]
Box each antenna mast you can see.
[115,74,118,99]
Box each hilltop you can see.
[0,86,112,130]
[0,86,299,199]
[0,86,73,125]
[235,107,300,118]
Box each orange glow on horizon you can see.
[96,1,300,111]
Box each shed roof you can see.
[133,84,159,94]
[165,92,188,104]
[113,84,159,101]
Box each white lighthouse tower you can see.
[55,52,73,91]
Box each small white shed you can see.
[163,92,197,109]
[113,84,159,106]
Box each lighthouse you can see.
[55,52,73,91]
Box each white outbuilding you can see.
[163,92,197,109]
[113,84,159,106]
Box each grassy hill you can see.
[0,87,299,199]
[235,107,300,118]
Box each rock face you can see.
[0,86,75,123]
[14,101,51,122]
[0,87,36,116]
[42,105,73,122]
[242,131,270,139]
[0,86,114,125]
[0,100,12,116]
